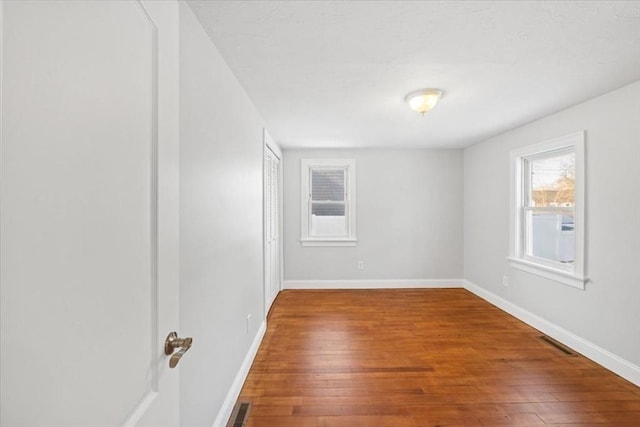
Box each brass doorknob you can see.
[164,332,193,368]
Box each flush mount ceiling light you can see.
[405,88,443,115]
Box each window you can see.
[509,131,586,289]
[300,159,356,246]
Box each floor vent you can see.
[227,401,252,427]
[540,335,578,356]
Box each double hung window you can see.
[300,159,356,246]
[509,132,586,289]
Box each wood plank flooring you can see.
[237,289,640,426]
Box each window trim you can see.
[508,131,587,289]
[300,158,356,247]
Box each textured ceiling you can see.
[187,1,640,148]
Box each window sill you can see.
[300,239,357,247]
[507,257,587,290]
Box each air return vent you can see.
[227,401,251,427]
[540,335,578,356]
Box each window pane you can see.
[526,211,575,264]
[529,152,575,207]
[311,170,345,201]
[311,209,346,237]
[311,203,345,216]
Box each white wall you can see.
[284,149,463,282]
[179,4,265,426]
[464,81,640,367]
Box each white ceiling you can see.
[187,1,640,149]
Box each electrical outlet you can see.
[502,275,509,287]
[357,261,365,270]
[246,314,251,334]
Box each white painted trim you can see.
[507,257,587,289]
[300,158,357,245]
[509,131,586,288]
[300,239,357,247]
[278,156,284,296]
[263,129,282,317]
[212,320,267,427]
[262,130,284,301]
[283,279,463,289]
[0,6,4,357]
[264,129,281,160]
[463,280,640,387]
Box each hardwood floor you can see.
[237,289,640,426]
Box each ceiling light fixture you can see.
[405,88,443,115]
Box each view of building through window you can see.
[526,151,576,264]
[530,152,575,207]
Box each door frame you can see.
[263,130,283,318]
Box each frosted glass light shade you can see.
[405,89,443,114]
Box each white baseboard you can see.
[282,279,463,289]
[212,320,266,427]
[463,280,640,387]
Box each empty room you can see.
[1,1,639,426]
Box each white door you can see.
[0,1,181,426]
[264,135,281,315]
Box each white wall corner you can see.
[283,279,464,289]
[211,320,267,427]
[462,280,640,387]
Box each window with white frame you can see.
[509,131,587,289]
[300,159,356,246]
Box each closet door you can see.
[264,144,281,314]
